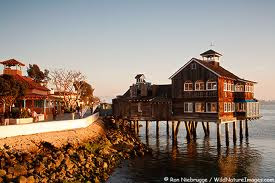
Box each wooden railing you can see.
[182,90,218,98]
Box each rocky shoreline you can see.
[0,119,151,183]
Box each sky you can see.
[0,0,274,101]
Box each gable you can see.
[169,58,221,80]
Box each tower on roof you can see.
[135,74,145,84]
[200,49,222,66]
[0,59,25,76]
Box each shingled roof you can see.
[200,49,222,57]
[0,59,25,66]
[169,58,256,83]
[135,74,144,79]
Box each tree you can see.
[0,75,26,113]
[74,81,95,105]
[50,69,86,108]
[27,64,50,83]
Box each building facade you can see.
[0,59,56,119]
[113,49,260,123]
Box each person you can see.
[32,110,38,122]
[79,105,83,119]
[52,106,57,120]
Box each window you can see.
[206,102,217,112]
[228,82,231,91]
[195,81,205,91]
[245,85,249,92]
[224,82,227,91]
[184,102,193,112]
[191,63,196,69]
[195,102,205,112]
[228,102,232,112]
[231,83,235,92]
[232,103,235,112]
[184,81,193,91]
[224,102,228,112]
[239,85,244,92]
[206,81,217,90]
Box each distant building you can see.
[0,59,58,119]
[113,49,260,122]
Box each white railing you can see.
[0,112,99,139]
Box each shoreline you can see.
[0,119,151,182]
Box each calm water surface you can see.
[108,104,275,183]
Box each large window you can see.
[224,102,228,112]
[206,102,217,112]
[228,102,232,112]
[224,82,227,91]
[206,81,217,90]
[195,102,205,112]
[195,81,205,91]
[184,102,193,112]
[184,81,193,91]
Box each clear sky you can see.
[0,0,274,101]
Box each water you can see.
[108,104,275,183]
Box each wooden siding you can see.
[172,60,218,98]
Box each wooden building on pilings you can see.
[112,49,261,147]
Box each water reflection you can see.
[109,120,265,183]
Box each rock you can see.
[103,162,108,169]
[35,163,45,174]
[18,176,27,183]
[5,174,13,181]
[0,169,6,177]
[26,176,35,183]
[8,167,14,175]
[14,164,27,177]
[94,176,100,183]
[0,159,5,169]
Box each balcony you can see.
[182,90,218,98]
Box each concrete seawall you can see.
[0,113,99,139]
[0,113,104,152]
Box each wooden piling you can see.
[207,122,210,136]
[239,120,243,140]
[156,121,159,137]
[136,120,139,134]
[192,122,197,139]
[146,120,149,135]
[202,122,208,137]
[166,121,169,136]
[233,121,237,144]
[225,123,229,146]
[172,121,175,140]
[184,121,191,142]
[245,119,249,138]
[217,123,221,147]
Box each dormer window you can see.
[191,63,196,70]
[184,81,193,91]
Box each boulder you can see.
[0,169,6,177]
[18,176,27,183]
[13,164,27,177]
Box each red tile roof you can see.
[0,59,25,66]
[12,74,50,91]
